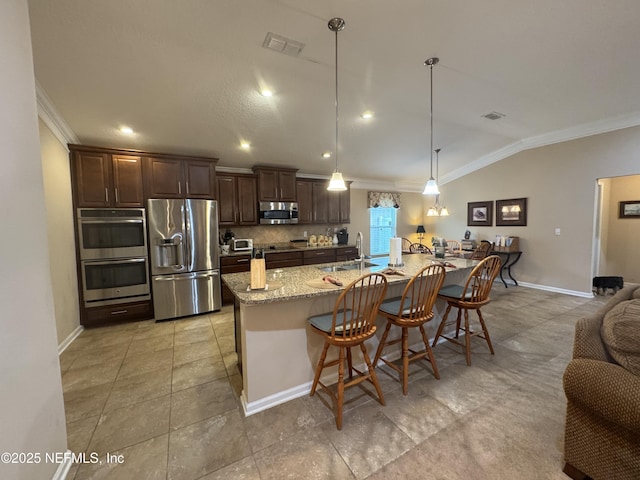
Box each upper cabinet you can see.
[296,178,351,224]
[144,156,217,199]
[217,173,258,226]
[329,183,350,224]
[296,179,314,224]
[253,166,297,202]
[71,147,144,208]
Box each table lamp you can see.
[416,225,426,244]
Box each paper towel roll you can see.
[389,237,403,266]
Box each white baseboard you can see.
[51,450,73,480]
[58,325,84,355]
[517,281,593,298]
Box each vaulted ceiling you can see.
[28,0,640,190]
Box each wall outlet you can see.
[555,228,561,236]
[303,231,307,238]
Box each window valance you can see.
[368,191,401,208]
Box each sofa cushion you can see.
[601,299,640,376]
[632,287,640,300]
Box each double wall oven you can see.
[77,208,150,307]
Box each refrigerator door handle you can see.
[193,271,219,278]
[183,203,192,271]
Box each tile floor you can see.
[59,286,609,480]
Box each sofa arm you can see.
[563,358,640,435]
[573,316,611,361]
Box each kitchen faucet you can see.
[355,231,364,261]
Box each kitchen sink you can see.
[317,262,377,272]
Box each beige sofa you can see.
[563,285,640,480]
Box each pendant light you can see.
[422,57,440,196]
[427,148,450,216]
[327,17,348,191]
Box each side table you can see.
[490,250,522,288]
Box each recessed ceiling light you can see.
[361,111,374,119]
[321,152,332,158]
[240,142,251,150]
[119,126,134,135]
[260,89,273,97]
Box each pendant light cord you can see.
[429,61,434,179]
[334,27,339,174]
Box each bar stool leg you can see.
[310,342,330,396]
[336,346,346,430]
[419,324,440,380]
[464,309,472,366]
[360,343,385,406]
[433,304,452,347]
[401,327,409,395]
[477,310,495,355]
[373,322,392,366]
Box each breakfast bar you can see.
[222,254,478,415]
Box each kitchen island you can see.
[222,254,478,415]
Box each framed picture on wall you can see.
[619,200,640,218]
[467,201,493,226]
[496,198,527,226]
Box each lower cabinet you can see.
[336,247,358,261]
[303,248,337,265]
[83,300,153,327]
[221,254,251,304]
[264,251,303,269]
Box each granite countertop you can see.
[221,254,478,305]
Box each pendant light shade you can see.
[422,179,439,195]
[427,148,450,216]
[328,171,346,190]
[422,57,439,196]
[327,17,347,192]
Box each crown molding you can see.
[35,80,78,148]
[440,111,640,186]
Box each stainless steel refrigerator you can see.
[147,199,221,320]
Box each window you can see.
[370,207,397,256]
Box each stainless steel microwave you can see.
[77,208,147,260]
[259,202,299,225]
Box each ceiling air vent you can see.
[482,111,506,120]
[262,32,305,57]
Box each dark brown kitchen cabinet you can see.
[144,157,217,199]
[296,179,314,224]
[303,248,336,265]
[83,300,153,327]
[328,182,350,223]
[253,166,298,202]
[112,155,145,206]
[312,181,329,223]
[336,246,358,261]
[221,254,251,304]
[296,178,351,224]
[217,173,258,226]
[71,149,144,208]
[264,251,303,269]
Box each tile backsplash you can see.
[220,224,350,247]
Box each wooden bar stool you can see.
[308,273,388,430]
[432,255,502,365]
[373,264,446,394]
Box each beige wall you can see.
[0,1,68,478]
[418,126,640,294]
[39,119,81,344]
[600,174,640,283]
